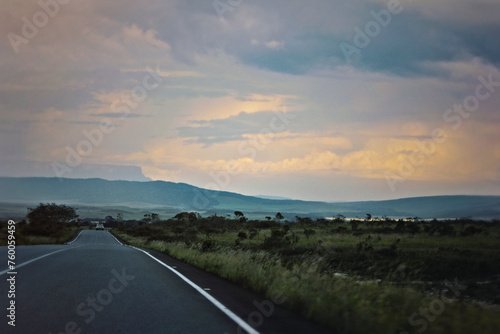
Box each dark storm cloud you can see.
[235,9,500,77]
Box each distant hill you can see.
[0,177,499,220]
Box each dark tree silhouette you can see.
[26,203,78,236]
[275,212,284,221]
[27,203,78,224]
[234,211,247,223]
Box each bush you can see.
[201,239,218,252]
[303,228,315,239]
[460,225,482,236]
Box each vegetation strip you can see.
[111,213,500,334]
[2,204,499,333]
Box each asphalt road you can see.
[1,230,331,334]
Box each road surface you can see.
[1,230,331,334]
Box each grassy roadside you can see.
[113,229,500,334]
[0,225,84,246]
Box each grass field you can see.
[112,214,500,333]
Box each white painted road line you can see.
[0,247,80,276]
[130,246,260,334]
[66,230,84,245]
[107,231,124,245]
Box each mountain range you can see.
[0,177,499,220]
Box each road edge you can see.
[109,230,333,334]
[129,244,260,334]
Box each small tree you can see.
[275,212,284,221]
[143,213,160,223]
[27,203,78,224]
[174,212,200,223]
[234,211,246,223]
[105,215,116,224]
[334,214,345,223]
[26,203,78,236]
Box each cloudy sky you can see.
[1,0,500,202]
